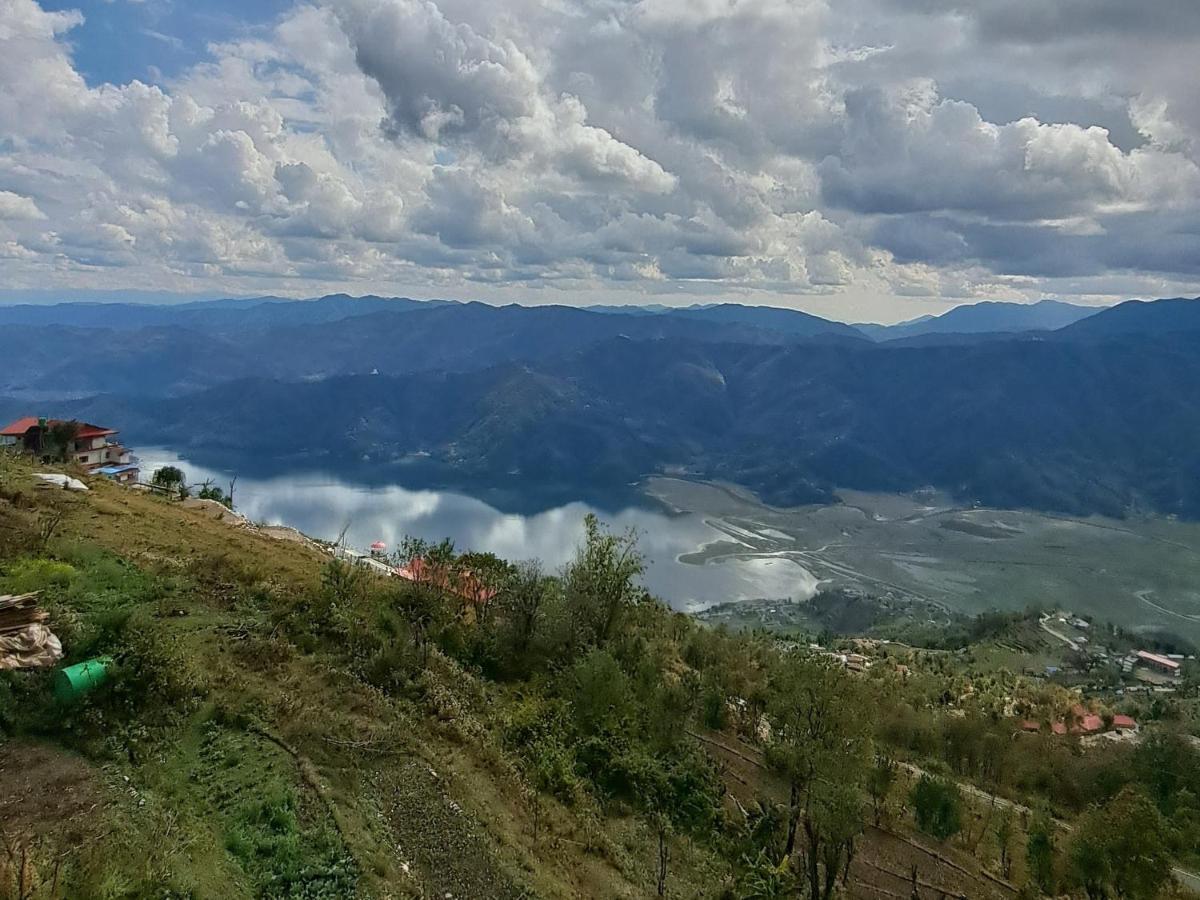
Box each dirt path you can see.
[1038,613,1080,651]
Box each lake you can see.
[136,448,820,612]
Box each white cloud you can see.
[0,0,1198,319]
[0,191,46,220]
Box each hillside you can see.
[0,294,441,331]
[45,331,1200,517]
[1,302,815,400]
[1,456,1198,899]
[7,295,1200,518]
[664,302,864,339]
[858,300,1098,341]
[1055,296,1200,339]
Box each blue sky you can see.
[40,0,292,86]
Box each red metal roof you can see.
[75,423,117,439]
[1067,704,1103,733]
[0,417,115,439]
[0,416,39,436]
[1136,650,1180,669]
[1020,720,1040,732]
[1112,714,1137,729]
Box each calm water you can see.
[137,448,818,611]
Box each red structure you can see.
[1,416,137,482]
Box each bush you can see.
[503,695,581,801]
[910,774,963,840]
[109,615,209,718]
[570,648,630,736]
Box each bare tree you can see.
[37,505,65,553]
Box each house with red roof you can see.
[1136,650,1181,677]
[1022,707,1137,738]
[1,416,139,483]
[1111,714,1138,732]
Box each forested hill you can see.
[45,326,1200,517]
[5,295,1200,518]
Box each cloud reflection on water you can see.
[138,448,816,611]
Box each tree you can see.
[397,535,456,573]
[807,780,865,898]
[45,420,80,462]
[1068,787,1171,900]
[1026,808,1056,895]
[320,557,367,614]
[625,749,721,899]
[910,774,962,841]
[455,550,510,625]
[394,580,443,667]
[868,752,898,827]
[489,560,555,676]
[764,653,872,900]
[562,514,644,651]
[197,479,233,509]
[570,648,630,736]
[994,805,1015,880]
[1132,729,1200,815]
[151,465,185,489]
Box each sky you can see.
[1,0,1199,322]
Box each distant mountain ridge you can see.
[1,301,835,398]
[7,293,1200,519]
[1054,296,1200,339]
[0,293,448,331]
[23,311,1200,519]
[856,299,1099,341]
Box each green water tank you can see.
[54,656,112,702]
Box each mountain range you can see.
[4,293,1200,518]
[853,299,1098,341]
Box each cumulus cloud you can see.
[0,191,46,221]
[0,0,1198,317]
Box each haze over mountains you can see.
[5,294,1200,518]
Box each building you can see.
[397,557,499,609]
[1031,707,1136,737]
[1,416,139,482]
[95,463,140,484]
[1136,650,1181,677]
[1069,704,1104,734]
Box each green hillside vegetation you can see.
[1,455,1199,899]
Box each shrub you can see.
[910,774,963,840]
[110,615,209,718]
[570,648,630,736]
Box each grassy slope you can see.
[5,458,1188,899]
[0,458,710,899]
